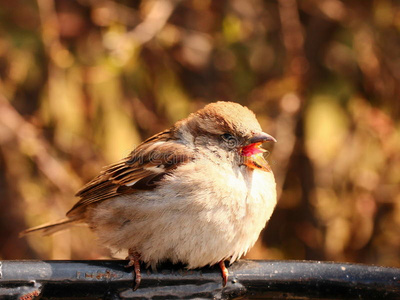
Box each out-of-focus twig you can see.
[37,0,68,64]
[273,93,302,199]
[127,0,181,45]
[273,0,307,199]
[0,96,80,194]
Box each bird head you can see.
[177,101,276,172]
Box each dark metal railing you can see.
[0,259,399,299]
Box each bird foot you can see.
[219,261,229,287]
[125,249,141,291]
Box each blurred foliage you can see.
[0,0,399,268]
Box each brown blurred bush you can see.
[0,0,399,267]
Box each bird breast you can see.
[86,155,277,269]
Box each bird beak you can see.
[240,132,276,172]
[248,132,277,144]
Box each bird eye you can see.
[221,133,233,140]
[221,133,237,148]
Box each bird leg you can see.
[219,261,229,287]
[125,249,141,290]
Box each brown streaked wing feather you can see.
[67,130,193,217]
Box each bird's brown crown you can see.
[182,101,262,140]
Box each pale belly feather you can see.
[87,159,277,268]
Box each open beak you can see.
[240,132,276,172]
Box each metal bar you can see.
[0,259,399,299]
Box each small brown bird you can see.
[22,101,277,289]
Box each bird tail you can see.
[20,217,80,237]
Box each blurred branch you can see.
[37,0,70,65]
[0,96,80,194]
[273,94,301,199]
[303,0,347,22]
[273,0,306,199]
[127,0,181,45]
[278,0,307,77]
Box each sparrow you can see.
[22,101,277,290]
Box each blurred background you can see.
[0,0,399,267]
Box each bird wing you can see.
[66,130,193,217]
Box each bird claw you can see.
[125,249,141,290]
[219,261,229,287]
[126,253,228,290]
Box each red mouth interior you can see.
[241,142,265,157]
